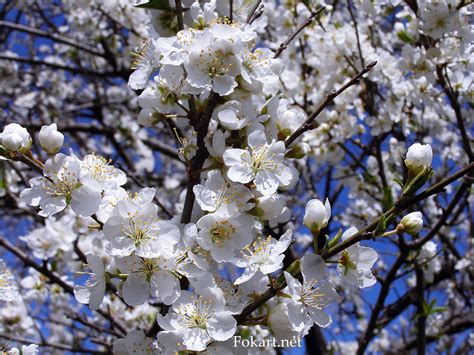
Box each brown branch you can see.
[0,20,105,57]
[285,60,377,147]
[246,0,262,24]
[324,161,474,259]
[273,7,325,59]
[174,0,184,31]
[415,266,426,355]
[0,54,130,78]
[0,236,127,336]
[388,313,474,353]
[436,66,473,162]
[180,93,219,224]
[356,249,409,355]
[234,162,474,324]
[0,332,107,354]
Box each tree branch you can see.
[285,61,377,147]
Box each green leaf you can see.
[328,229,343,249]
[403,167,433,196]
[397,30,415,44]
[0,163,5,190]
[373,214,387,236]
[393,177,404,188]
[382,186,394,210]
[134,0,171,10]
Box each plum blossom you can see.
[405,143,433,175]
[129,38,161,90]
[20,225,64,260]
[335,227,378,288]
[184,30,242,96]
[20,153,102,217]
[196,213,253,262]
[7,344,39,355]
[117,253,183,306]
[398,211,424,235]
[190,0,218,27]
[223,130,293,196]
[38,123,64,155]
[0,123,31,152]
[104,200,180,258]
[113,330,158,355]
[283,254,339,329]
[193,170,253,217]
[157,289,237,351]
[74,254,106,310]
[303,198,331,233]
[234,230,293,285]
[214,100,256,130]
[0,259,19,302]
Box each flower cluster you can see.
[0,0,471,353]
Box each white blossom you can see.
[223,130,293,196]
[303,198,331,233]
[234,230,293,285]
[0,123,31,152]
[336,227,378,288]
[21,153,102,217]
[283,254,339,329]
[104,200,180,258]
[405,143,433,175]
[157,289,237,351]
[0,259,19,302]
[399,211,424,235]
[38,123,64,155]
[74,254,106,310]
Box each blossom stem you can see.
[285,60,377,148]
[234,162,474,324]
[273,7,325,59]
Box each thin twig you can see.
[246,0,262,24]
[175,0,184,31]
[234,162,474,324]
[273,7,325,59]
[0,20,105,57]
[415,266,426,355]
[285,60,377,147]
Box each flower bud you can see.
[0,123,31,153]
[286,142,310,159]
[405,143,432,175]
[39,123,64,155]
[303,198,331,233]
[254,194,285,220]
[398,211,423,235]
[276,108,306,137]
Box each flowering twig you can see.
[234,162,474,324]
[273,7,325,59]
[246,0,263,24]
[0,236,127,336]
[285,60,377,147]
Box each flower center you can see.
[123,216,155,246]
[241,236,272,264]
[177,296,214,329]
[131,40,156,70]
[299,279,328,309]
[244,145,277,173]
[210,221,235,246]
[137,258,159,282]
[82,155,118,182]
[339,250,357,275]
[43,165,79,198]
[0,277,8,288]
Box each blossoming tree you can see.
[0,0,472,354]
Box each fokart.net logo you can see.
[233,335,303,348]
